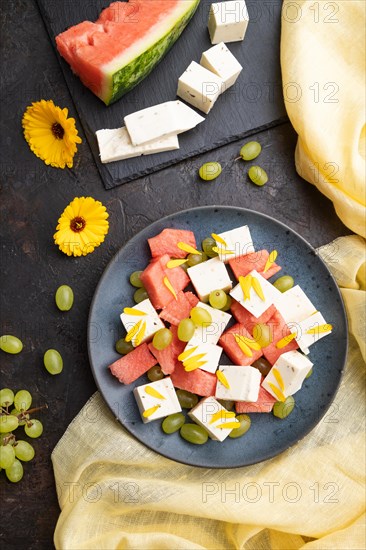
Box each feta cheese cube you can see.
[215,365,261,402]
[188,396,240,441]
[200,42,243,89]
[213,225,255,263]
[208,1,249,44]
[187,257,232,302]
[274,285,317,324]
[133,377,181,423]
[262,350,313,399]
[190,303,231,344]
[177,61,224,114]
[184,337,223,373]
[290,311,332,354]
[120,299,165,347]
[230,270,281,318]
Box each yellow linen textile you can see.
[281,0,366,237]
[52,236,366,550]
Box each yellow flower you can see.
[22,99,82,169]
[54,197,109,257]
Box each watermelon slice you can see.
[148,228,197,259]
[159,291,199,325]
[140,253,190,310]
[109,343,157,384]
[231,301,276,331]
[229,250,281,281]
[170,361,217,396]
[235,384,276,413]
[56,1,200,105]
[219,323,263,366]
[262,310,299,365]
[148,325,185,375]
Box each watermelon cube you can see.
[235,384,277,413]
[109,343,157,384]
[148,228,197,259]
[159,291,199,325]
[231,300,276,332]
[229,250,281,281]
[262,310,299,365]
[219,323,263,366]
[148,325,185,374]
[170,361,217,396]
[140,253,190,309]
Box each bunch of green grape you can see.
[0,387,46,483]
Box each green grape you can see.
[252,323,272,348]
[10,409,29,426]
[220,294,232,312]
[252,357,272,376]
[273,396,295,419]
[14,440,35,462]
[176,390,199,409]
[306,367,313,378]
[187,252,207,267]
[201,237,218,258]
[43,349,63,375]
[133,287,148,304]
[199,162,222,181]
[0,444,16,469]
[240,141,262,161]
[209,289,227,309]
[14,390,32,411]
[115,338,134,355]
[180,423,208,444]
[248,166,268,186]
[217,399,234,411]
[229,414,251,438]
[273,275,295,293]
[24,419,43,438]
[55,285,74,311]
[0,335,23,354]
[152,328,173,351]
[5,458,23,483]
[147,365,165,382]
[177,318,195,342]
[129,271,144,288]
[190,307,212,327]
[162,413,185,434]
[0,415,19,433]
[0,388,14,408]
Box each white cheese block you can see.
[189,302,231,345]
[262,350,313,399]
[177,61,224,114]
[213,224,255,263]
[274,285,317,324]
[187,257,232,302]
[188,396,240,441]
[290,311,332,354]
[230,270,281,318]
[133,377,182,424]
[184,337,223,373]
[215,365,261,402]
[208,1,249,44]
[120,298,165,347]
[124,100,205,146]
[96,127,179,163]
[200,42,243,89]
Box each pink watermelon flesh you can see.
[229,250,281,280]
[219,323,263,366]
[148,325,185,374]
[159,291,199,325]
[262,310,299,365]
[170,361,217,397]
[109,343,157,384]
[235,384,276,413]
[148,228,197,259]
[231,301,277,332]
[140,254,190,309]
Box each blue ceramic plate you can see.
[88,206,347,468]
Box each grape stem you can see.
[2,434,16,446]
[17,403,48,418]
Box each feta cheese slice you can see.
[189,302,231,344]
[120,298,165,347]
[187,257,232,302]
[124,100,205,146]
[262,350,313,400]
[200,42,243,89]
[215,365,261,402]
[230,270,281,318]
[184,337,223,373]
[290,311,332,354]
[96,127,179,163]
[208,0,250,44]
[213,225,255,263]
[188,396,240,441]
[133,377,181,424]
[274,285,317,324]
[177,61,224,114]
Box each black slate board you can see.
[37,0,286,189]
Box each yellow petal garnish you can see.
[236,335,261,351]
[125,320,142,342]
[268,383,286,402]
[184,361,208,372]
[234,334,253,357]
[178,346,198,362]
[145,386,166,400]
[263,250,278,273]
[134,321,147,347]
[239,275,252,300]
[209,410,235,424]
[306,324,333,334]
[272,368,285,392]
[216,370,230,389]
[183,353,207,367]
[211,233,228,247]
[252,278,265,301]
[275,332,297,349]
[212,246,235,255]
[142,405,161,418]
[166,259,187,269]
[163,276,177,300]
[123,307,147,316]
[177,242,201,255]
[216,422,241,430]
